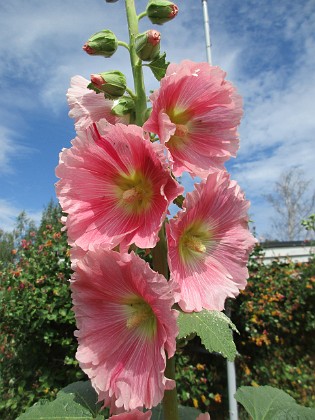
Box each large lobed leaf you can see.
[17,381,203,420]
[235,385,315,419]
[17,381,104,420]
[177,309,238,361]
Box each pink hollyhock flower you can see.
[71,249,178,412]
[55,122,183,251]
[196,414,210,420]
[167,170,256,312]
[143,60,242,178]
[67,75,129,131]
[108,409,151,419]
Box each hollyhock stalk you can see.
[152,224,179,420]
[124,1,179,418]
[125,0,147,126]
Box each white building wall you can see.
[262,245,314,264]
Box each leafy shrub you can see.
[232,245,315,407]
[175,245,315,417]
[1,207,314,418]
[0,203,85,419]
[175,347,228,419]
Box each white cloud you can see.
[0,198,42,232]
[0,125,31,174]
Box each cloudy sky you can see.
[1,0,314,239]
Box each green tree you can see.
[0,211,36,266]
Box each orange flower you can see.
[244,365,251,376]
[214,393,222,403]
[196,363,205,371]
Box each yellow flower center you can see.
[124,296,157,339]
[167,108,192,151]
[115,170,153,214]
[179,220,213,264]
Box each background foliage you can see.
[0,204,314,419]
[0,202,85,419]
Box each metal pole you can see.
[201,0,212,64]
[226,305,239,420]
[201,3,238,418]
[227,358,239,420]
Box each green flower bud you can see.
[146,0,178,25]
[83,29,118,58]
[135,30,161,61]
[89,71,126,99]
[111,96,135,117]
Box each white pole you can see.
[227,358,239,420]
[201,4,238,417]
[226,306,239,420]
[201,0,212,65]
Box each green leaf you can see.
[17,381,103,419]
[177,310,238,361]
[235,385,315,419]
[147,52,169,81]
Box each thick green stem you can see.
[152,225,179,420]
[151,225,169,279]
[125,0,147,126]
[124,2,178,418]
[163,356,179,420]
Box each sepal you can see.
[111,96,135,117]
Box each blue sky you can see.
[1,0,314,239]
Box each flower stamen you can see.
[116,171,153,214]
[125,297,157,339]
[179,221,213,264]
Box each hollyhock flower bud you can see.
[146,0,178,25]
[67,76,129,132]
[89,71,126,99]
[135,30,160,61]
[83,29,118,58]
[111,96,135,117]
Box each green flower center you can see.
[115,170,153,214]
[167,108,192,151]
[179,221,213,265]
[124,296,157,339]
